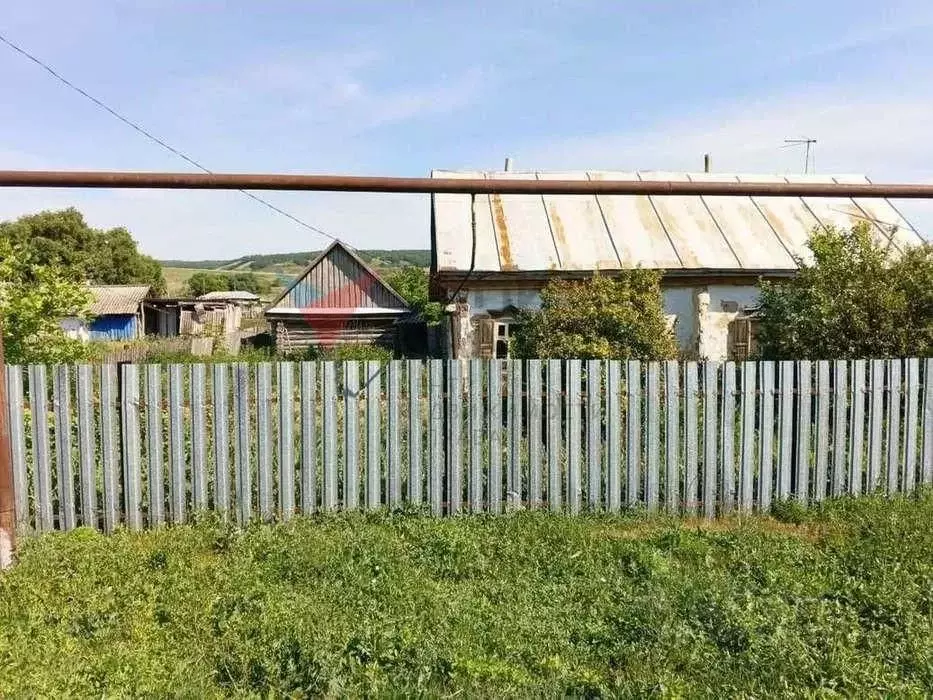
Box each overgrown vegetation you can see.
[185,270,273,297]
[511,271,678,359]
[385,266,444,324]
[757,222,933,359]
[1,495,931,696]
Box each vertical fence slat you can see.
[146,365,164,526]
[684,362,699,515]
[664,361,680,515]
[322,362,337,511]
[366,361,382,511]
[6,367,28,529]
[28,365,53,532]
[488,359,502,513]
[212,364,230,517]
[777,361,794,501]
[300,362,316,514]
[885,359,902,494]
[645,362,660,513]
[720,362,736,515]
[168,364,186,524]
[429,360,444,516]
[468,360,483,512]
[190,364,208,512]
[567,360,582,514]
[586,360,601,510]
[53,365,76,531]
[277,362,295,520]
[100,365,118,534]
[703,362,718,518]
[867,360,884,492]
[233,363,252,524]
[447,359,462,515]
[795,361,812,505]
[607,361,621,513]
[739,362,755,513]
[256,363,273,521]
[849,360,866,496]
[922,358,933,486]
[387,361,401,508]
[120,364,141,530]
[758,361,774,512]
[509,360,522,509]
[627,360,642,509]
[528,359,543,509]
[408,361,423,505]
[831,360,848,497]
[904,358,920,493]
[814,360,831,502]
[546,360,561,512]
[344,361,360,511]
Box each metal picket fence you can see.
[4,358,933,533]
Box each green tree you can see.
[185,271,231,296]
[0,241,91,364]
[385,267,444,325]
[757,222,933,359]
[229,272,270,295]
[511,271,677,359]
[0,208,166,294]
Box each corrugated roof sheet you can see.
[198,290,261,301]
[431,170,926,273]
[88,285,150,316]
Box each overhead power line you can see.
[0,32,339,243]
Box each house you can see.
[265,240,410,352]
[430,169,925,360]
[67,285,151,341]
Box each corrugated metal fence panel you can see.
[6,366,27,530]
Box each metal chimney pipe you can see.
[704,154,711,173]
[504,157,513,172]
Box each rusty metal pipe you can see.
[0,323,15,569]
[0,169,932,197]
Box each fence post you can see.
[0,326,15,568]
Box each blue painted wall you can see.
[88,314,138,341]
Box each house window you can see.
[727,315,760,361]
[495,322,510,358]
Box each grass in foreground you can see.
[1,496,932,697]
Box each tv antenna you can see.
[783,138,817,174]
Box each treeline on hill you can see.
[185,270,272,297]
[161,249,430,272]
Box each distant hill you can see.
[161,249,430,272]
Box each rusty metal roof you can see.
[88,285,150,315]
[431,170,925,273]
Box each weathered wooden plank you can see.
[299,362,316,514]
[322,362,337,510]
[567,359,582,514]
[468,360,483,512]
[212,364,230,517]
[168,364,186,524]
[28,365,53,532]
[645,362,660,513]
[527,359,543,510]
[277,362,295,520]
[99,365,119,534]
[146,364,165,526]
[885,359,902,494]
[366,361,382,510]
[407,361,423,505]
[387,361,402,508]
[508,360,522,509]
[53,365,76,531]
[795,361,812,505]
[606,360,622,513]
[447,359,462,515]
[703,361,718,518]
[429,360,444,516]
[546,360,562,512]
[6,367,29,530]
[343,361,360,510]
[777,361,794,501]
[814,361,831,502]
[627,360,642,509]
[848,360,866,496]
[684,362,699,515]
[923,358,933,486]
[120,364,141,530]
[720,362,736,514]
[233,363,252,524]
[488,359,502,513]
[256,363,273,520]
[758,362,775,512]
[586,360,601,510]
[190,363,208,512]
[867,360,885,492]
[831,361,848,497]
[739,361,756,513]
[665,361,680,515]
[904,358,920,493]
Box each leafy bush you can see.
[0,497,931,695]
[757,222,933,359]
[185,271,271,297]
[385,266,444,325]
[511,271,678,359]
[304,343,395,363]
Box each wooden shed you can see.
[265,240,410,353]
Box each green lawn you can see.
[1,496,932,697]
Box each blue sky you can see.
[2,0,933,258]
